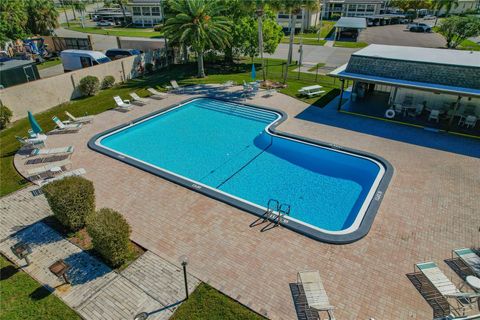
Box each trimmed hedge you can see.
[87,208,131,268]
[101,75,115,89]
[79,75,100,96]
[0,105,13,130]
[42,176,95,231]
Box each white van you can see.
[60,50,111,72]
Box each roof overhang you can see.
[329,64,480,98]
[335,17,367,29]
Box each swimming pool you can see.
[89,98,392,243]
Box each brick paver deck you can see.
[14,85,480,319]
[0,188,200,320]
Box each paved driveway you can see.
[359,24,446,48]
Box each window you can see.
[348,4,357,11]
[357,4,366,11]
[366,4,375,12]
[142,7,151,16]
[132,7,141,15]
[151,7,160,16]
[80,56,91,68]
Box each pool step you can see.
[196,100,278,123]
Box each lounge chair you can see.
[222,80,235,88]
[169,80,183,92]
[415,262,480,315]
[459,115,478,129]
[428,109,440,122]
[26,159,71,178]
[16,136,46,149]
[113,96,133,112]
[35,168,86,186]
[129,92,148,106]
[147,88,167,100]
[65,111,93,124]
[453,248,480,277]
[51,116,82,134]
[263,89,277,97]
[297,270,335,320]
[30,146,74,157]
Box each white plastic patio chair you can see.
[16,136,46,149]
[26,159,71,178]
[147,88,167,99]
[453,248,480,277]
[35,168,87,186]
[113,96,132,111]
[65,111,93,124]
[129,92,147,106]
[464,116,477,129]
[30,146,74,157]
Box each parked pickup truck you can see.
[407,23,431,32]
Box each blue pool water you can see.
[99,98,383,233]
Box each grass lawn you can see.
[459,39,480,51]
[0,256,81,320]
[308,62,326,72]
[62,23,164,38]
[171,283,265,320]
[334,41,368,48]
[36,58,62,70]
[0,58,340,197]
[281,21,335,46]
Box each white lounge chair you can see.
[263,89,277,97]
[416,262,480,315]
[298,85,325,98]
[428,109,440,122]
[170,80,183,92]
[51,116,82,133]
[113,96,133,112]
[459,115,478,129]
[453,248,480,277]
[35,168,86,186]
[16,136,46,149]
[297,270,335,319]
[222,80,235,88]
[26,159,71,177]
[147,88,167,100]
[65,111,93,124]
[129,92,148,106]
[30,146,74,157]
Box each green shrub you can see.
[78,75,100,96]
[0,105,13,130]
[145,63,153,73]
[42,176,95,231]
[87,208,131,268]
[101,75,115,89]
[153,24,162,32]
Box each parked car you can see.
[407,23,431,32]
[60,50,111,72]
[105,48,142,61]
[97,20,115,26]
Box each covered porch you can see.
[330,68,480,138]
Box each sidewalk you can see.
[0,186,199,320]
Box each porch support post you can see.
[447,95,462,131]
[338,79,345,111]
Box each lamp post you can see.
[180,255,189,300]
[134,312,149,320]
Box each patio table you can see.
[466,276,480,292]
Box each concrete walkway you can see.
[0,187,199,320]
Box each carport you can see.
[334,17,367,41]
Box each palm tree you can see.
[25,0,59,35]
[112,0,128,26]
[433,0,459,26]
[74,1,87,28]
[164,0,231,78]
[281,0,318,84]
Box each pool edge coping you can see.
[88,95,394,244]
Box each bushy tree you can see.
[79,76,100,96]
[438,16,480,48]
[101,75,115,89]
[0,0,27,46]
[87,208,131,268]
[42,176,96,231]
[0,105,13,130]
[25,0,59,36]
